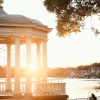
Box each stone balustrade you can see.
[34,83,66,96]
[0,78,66,96]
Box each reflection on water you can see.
[66,79,100,99]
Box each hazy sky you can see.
[1,0,100,68]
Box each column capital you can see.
[14,36,20,38]
[36,41,41,45]
[6,43,12,46]
[42,39,48,42]
[26,36,32,39]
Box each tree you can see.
[44,0,100,37]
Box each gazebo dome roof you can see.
[0,6,44,26]
[0,1,52,43]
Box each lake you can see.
[65,78,100,99]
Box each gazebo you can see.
[0,0,52,93]
[0,1,68,99]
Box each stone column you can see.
[6,44,11,91]
[14,37,20,93]
[36,42,41,83]
[42,40,47,83]
[26,38,31,93]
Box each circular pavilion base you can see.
[0,95,69,100]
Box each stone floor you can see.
[0,91,13,96]
[0,91,69,100]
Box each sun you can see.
[29,63,36,70]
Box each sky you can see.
[1,0,100,68]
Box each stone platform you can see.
[0,95,69,100]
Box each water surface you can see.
[65,78,100,99]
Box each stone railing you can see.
[0,78,66,96]
[34,83,66,96]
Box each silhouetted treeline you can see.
[0,62,100,78]
[48,62,100,78]
[77,62,100,70]
[0,67,36,78]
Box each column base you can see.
[13,92,22,97]
[13,92,32,99]
[12,92,24,99]
[5,89,12,92]
[24,92,32,97]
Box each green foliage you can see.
[44,0,100,37]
